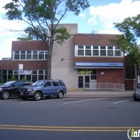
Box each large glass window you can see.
[27,51,32,59]
[14,51,19,59]
[78,46,84,55]
[76,45,122,57]
[100,46,106,56]
[21,51,25,59]
[85,46,91,56]
[93,46,99,56]
[45,51,48,59]
[115,47,121,56]
[33,51,38,59]
[32,70,37,74]
[13,50,48,60]
[108,46,113,56]
[39,51,44,59]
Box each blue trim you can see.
[75,62,124,67]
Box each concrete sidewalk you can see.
[65,90,134,98]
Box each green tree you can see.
[3,0,90,79]
[110,14,140,83]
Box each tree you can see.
[3,0,90,79]
[110,14,140,83]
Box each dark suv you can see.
[0,81,33,100]
[19,79,67,101]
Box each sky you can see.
[0,0,140,60]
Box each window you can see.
[32,70,37,74]
[13,50,48,60]
[85,46,91,56]
[108,46,113,56]
[14,81,23,87]
[39,51,44,59]
[59,81,65,86]
[39,70,43,74]
[45,51,48,59]
[21,51,25,59]
[78,46,84,55]
[53,81,59,86]
[100,46,106,56]
[33,51,38,59]
[115,47,121,56]
[137,83,140,88]
[93,46,99,56]
[8,70,13,75]
[27,51,32,59]
[14,51,19,59]
[45,81,51,87]
[76,45,122,57]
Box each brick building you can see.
[0,24,128,90]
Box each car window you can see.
[32,80,44,86]
[137,83,140,88]
[13,81,23,87]
[44,81,51,87]
[59,81,65,86]
[53,81,59,86]
[2,81,16,87]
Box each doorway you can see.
[78,75,90,88]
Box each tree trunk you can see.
[47,39,53,80]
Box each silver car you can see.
[133,83,140,101]
[19,79,67,101]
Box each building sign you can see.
[18,64,23,73]
[78,69,96,75]
[78,70,93,75]
[75,62,124,67]
[17,70,32,75]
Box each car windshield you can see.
[32,80,45,86]
[2,81,16,87]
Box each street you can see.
[0,95,139,140]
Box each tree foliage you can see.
[3,0,90,79]
[110,14,140,71]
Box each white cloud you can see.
[0,38,13,60]
[78,13,86,19]
[88,0,140,33]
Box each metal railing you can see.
[81,83,125,90]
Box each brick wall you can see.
[97,69,125,84]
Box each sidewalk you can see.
[65,90,134,98]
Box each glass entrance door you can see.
[84,75,90,88]
[78,75,90,88]
[78,76,83,88]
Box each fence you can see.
[83,83,125,90]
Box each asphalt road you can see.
[0,96,139,140]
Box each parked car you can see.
[133,83,140,101]
[19,79,67,101]
[0,81,33,100]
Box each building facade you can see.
[0,24,127,90]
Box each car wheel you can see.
[33,91,41,101]
[133,94,138,101]
[1,91,10,100]
[57,91,64,99]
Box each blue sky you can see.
[0,0,140,60]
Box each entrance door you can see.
[84,75,90,88]
[78,76,83,88]
[78,75,90,88]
